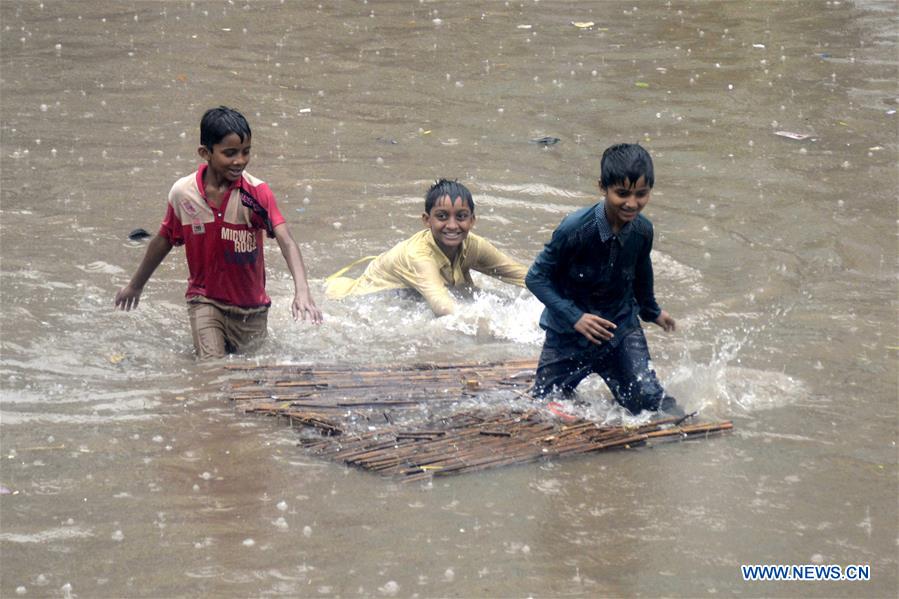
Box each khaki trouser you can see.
[187,298,268,360]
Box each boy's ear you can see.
[421,212,430,226]
[598,180,607,196]
[197,145,211,161]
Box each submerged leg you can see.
[188,301,227,360]
[531,331,593,398]
[223,308,268,355]
[594,328,680,415]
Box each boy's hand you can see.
[114,285,143,311]
[654,310,676,332]
[573,313,616,344]
[292,290,323,324]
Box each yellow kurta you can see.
[325,229,528,316]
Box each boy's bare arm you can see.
[273,223,323,324]
[114,235,174,311]
[654,310,676,332]
[407,258,456,316]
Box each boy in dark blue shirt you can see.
[525,143,683,417]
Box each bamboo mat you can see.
[226,359,732,480]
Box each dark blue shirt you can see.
[525,201,662,348]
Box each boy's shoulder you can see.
[564,203,598,223]
[168,169,201,201]
[554,202,600,238]
[167,168,272,199]
[237,171,275,204]
[553,203,654,244]
[397,229,435,259]
[462,231,488,247]
[240,170,268,190]
[171,169,199,189]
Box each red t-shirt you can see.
[159,164,286,308]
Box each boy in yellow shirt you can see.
[326,179,527,316]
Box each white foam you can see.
[485,182,592,199]
[78,261,126,275]
[476,193,582,214]
[0,526,94,543]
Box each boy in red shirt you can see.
[115,106,322,359]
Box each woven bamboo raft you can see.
[226,359,732,481]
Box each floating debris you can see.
[774,130,811,140]
[128,228,151,241]
[228,359,732,480]
[571,21,595,29]
[530,136,561,146]
[547,401,578,423]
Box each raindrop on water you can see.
[378,581,399,596]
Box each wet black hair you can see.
[200,106,252,150]
[600,143,654,189]
[424,179,475,214]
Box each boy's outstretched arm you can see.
[470,237,528,287]
[273,223,323,324]
[408,258,457,316]
[654,310,676,332]
[114,235,174,311]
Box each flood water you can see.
[2,0,897,597]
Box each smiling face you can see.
[601,176,652,232]
[198,132,251,185]
[422,194,475,259]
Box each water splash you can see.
[438,286,544,345]
[270,276,543,362]
[499,315,810,423]
[666,329,809,418]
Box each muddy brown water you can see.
[1,1,897,597]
